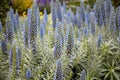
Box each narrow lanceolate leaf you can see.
[6,12,14,43]
[54,59,63,80]
[66,23,74,57]
[51,0,56,28]
[80,70,86,80]
[53,34,62,60]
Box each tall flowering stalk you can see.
[116,6,120,30]
[51,0,56,29]
[97,34,102,48]
[16,46,21,71]
[54,59,63,80]
[79,2,85,22]
[66,23,74,57]
[104,0,112,19]
[1,34,8,54]
[6,11,14,43]
[109,7,116,31]
[13,11,19,33]
[40,23,45,40]
[56,0,62,22]
[8,42,16,80]
[89,11,96,34]
[43,8,48,25]
[76,7,82,29]
[56,22,64,46]
[94,0,105,26]
[29,2,38,45]
[53,33,62,60]
[29,2,38,54]
[23,21,29,47]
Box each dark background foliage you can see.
[0,0,120,26]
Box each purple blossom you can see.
[26,69,31,78]
[54,59,63,80]
[0,21,2,32]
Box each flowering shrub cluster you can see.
[0,0,120,80]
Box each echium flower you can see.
[10,7,14,22]
[94,0,105,26]
[1,34,8,54]
[24,21,29,47]
[27,8,31,28]
[9,47,13,69]
[89,11,96,34]
[83,27,88,36]
[100,0,105,26]
[56,22,64,46]
[54,59,63,80]
[109,7,116,31]
[66,23,74,57]
[36,8,40,27]
[29,2,38,44]
[68,9,75,26]
[43,8,48,24]
[85,11,89,28]
[6,12,14,43]
[53,33,62,60]
[26,69,31,79]
[56,0,62,22]
[104,0,112,19]
[63,2,66,14]
[79,2,85,22]
[40,23,45,39]
[32,42,36,54]
[51,0,56,29]
[0,20,2,32]
[76,7,82,29]
[13,11,19,33]
[116,6,120,30]
[80,70,86,80]
[97,34,102,48]
[16,46,21,70]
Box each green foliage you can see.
[0,0,10,28]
